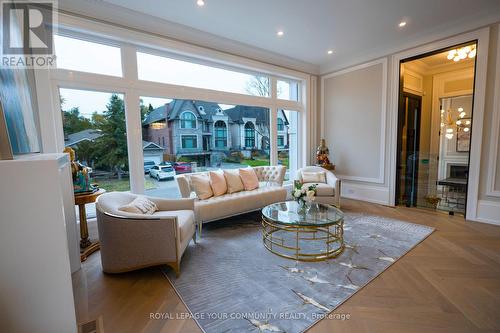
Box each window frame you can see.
[180,134,198,149]
[45,14,310,194]
[214,120,228,148]
[244,122,255,148]
[180,111,197,129]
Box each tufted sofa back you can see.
[176,165,286,198]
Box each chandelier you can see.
[441,107,470,140]
[447,45,476,62]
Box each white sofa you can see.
[176,166,287,235]
[296,166,341,207]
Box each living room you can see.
[1,1,500,332]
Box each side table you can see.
[74,188,106,261]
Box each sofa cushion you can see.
[223,169,245,193]
[153,210,195,242]
[302,182,334,196]
[209,170,227,196]
[302,171,326,184]
[239,167,259,191]
[190,174,213,200]
[195,186,287,222]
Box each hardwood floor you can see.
[72,199,500,333]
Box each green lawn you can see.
[242,159,270,167]
[93,178,156,192]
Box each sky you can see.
[55,35,292,117]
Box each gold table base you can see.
[261,216,344,262]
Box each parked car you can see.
[144,160,156,174]
[159,161,173,167]
[173,162,192,174]
[149,165,176,181]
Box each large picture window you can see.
[52,28,304,197]
[137,51,270,97]
[54,35,122,77]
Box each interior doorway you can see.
[395,42,477,215]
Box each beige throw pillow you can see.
[209,170,227,196]
[223,169,245,193]
[119,196,158,215]
[302,171,327,184]
[190,174,213,200]
[239,168,259,191]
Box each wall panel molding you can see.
[321,58,387,185]
[486,24,500,197]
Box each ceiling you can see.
[63,0,500,74]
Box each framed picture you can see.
[0,66,41,155]
[456,119,471,152]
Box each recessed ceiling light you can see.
[399,21,407,27]
[327,50,333,55]
[277,30,284,37]
[196,0,205,7]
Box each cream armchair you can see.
[296,166,341,207]
[96,192,196,276]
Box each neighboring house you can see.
[142,99,289,166]
[65,129,164,165]
[64,129,103,147]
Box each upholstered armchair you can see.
[296,166,341,207]
[96,192,196,276]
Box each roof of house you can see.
[64,129,103,147]
[143,100,275,126]
[142,140,164,151]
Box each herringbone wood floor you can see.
[72,199,500,333]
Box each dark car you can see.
[144,160,156,174]
[173,162,192,174]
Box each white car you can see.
[149,165,176,181]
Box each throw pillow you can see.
[190,174,213,200]
[239,167,259,191]
[119,196,158,215]
[302,171,327,184]
[223,169,245,193]
[209,170,227,196]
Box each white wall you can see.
[320,23,500,225]
[321,59,389,204]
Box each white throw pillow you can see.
[119,196,158,215]
[190,174,213,200]
[223,169,245,193]
[302,171,327,184]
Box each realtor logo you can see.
[1,0,56,67]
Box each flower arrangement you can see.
[292,180,317,206]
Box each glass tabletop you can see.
[262,201,344,226]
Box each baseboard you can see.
[340,181,390,206]
[474,200,500,226]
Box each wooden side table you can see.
[74,188,106,261]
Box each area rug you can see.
[162,212,434,333]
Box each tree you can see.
[93,94,128,179]
[62,107,93,134]
[139,99,154,122]
[245,76,283,97]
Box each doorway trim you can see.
[388,27,490,221]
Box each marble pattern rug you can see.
[162,212,434,333]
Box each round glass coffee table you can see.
[261,201,344,262]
